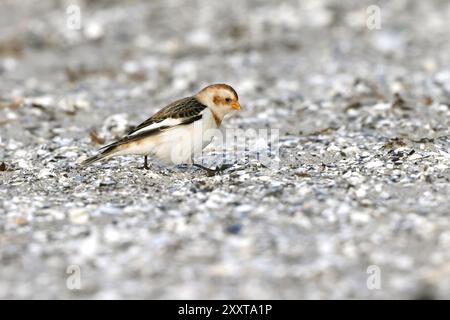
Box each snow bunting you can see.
[82,84,240,174]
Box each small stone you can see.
[14,216,29,226]
[37,168,53,179]
[225,224,242,235]
[365,160,384,169]
[26,96,55,108]
[84,22,104,40]
[69,208,90,224]
[355,187,367,198]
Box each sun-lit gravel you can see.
[1,0,450,299]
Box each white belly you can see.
[117,109,219,165]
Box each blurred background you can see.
[0,0,449,299]
[1,0,449,139]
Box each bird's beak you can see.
[231,101,241,110]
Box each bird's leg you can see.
[141,155,150,170]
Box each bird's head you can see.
[195,84,240,118]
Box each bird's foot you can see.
[215,163,234,172]
[193,163,233,177]
[139,155,151,170]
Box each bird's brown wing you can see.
[96,96,207,152]
[127,96,207,135]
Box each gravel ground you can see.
[1,0,450,299]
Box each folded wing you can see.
[127,96,207,135]
[81,96,207,166]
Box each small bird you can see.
[82,84,240,174]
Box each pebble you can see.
[84,22,104,40]
[69,208,90,224]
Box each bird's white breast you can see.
[119,108,220,165]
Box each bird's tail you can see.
[81,145,118,167]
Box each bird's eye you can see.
[225,98,231,103]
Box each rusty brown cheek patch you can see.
[213,96,224,105]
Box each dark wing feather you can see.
[96,97,206,153]
[127,96,207,135]
[98,114,203,152]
